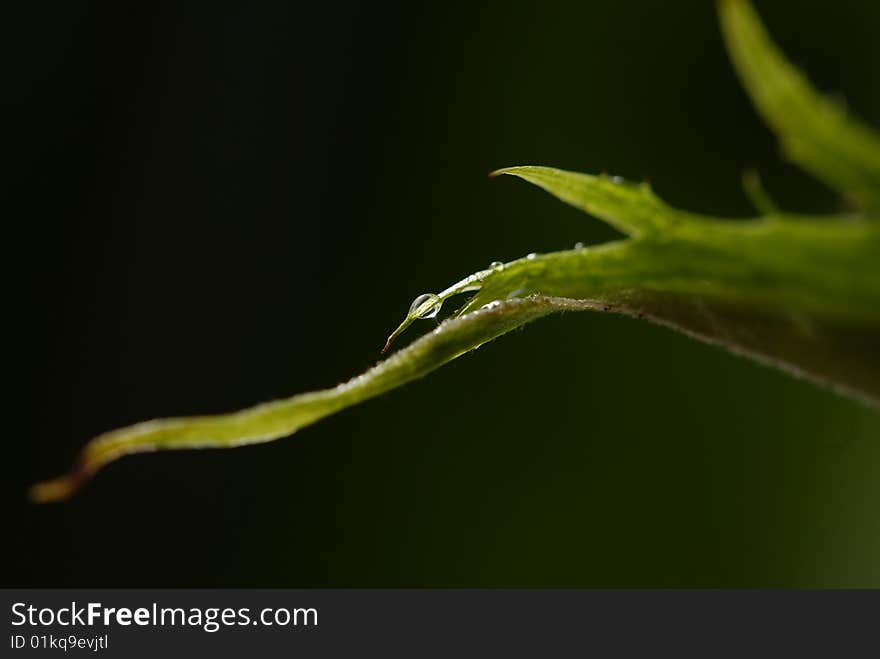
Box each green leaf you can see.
[29,296,588,503]
[33,169,880,501]
[719,0,880,211]
[486,167,683,237]
[476,168,880,405]
[31,0,880,502]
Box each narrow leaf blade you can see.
[493,166,685,236]
[30,296,584,502]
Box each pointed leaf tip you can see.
[492,165,678,236]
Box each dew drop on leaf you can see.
[409,293,442,319]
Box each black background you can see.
[6,1,880,586]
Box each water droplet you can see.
[489,261,504,271]
[480,301,502,311]
[610,176,624,185]
[573,242,584,250]
[409,293,442,319]
[526,252,537,260]
[506,287,528,300]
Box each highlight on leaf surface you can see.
[31,0,880,502]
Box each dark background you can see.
[6,0,880,586]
